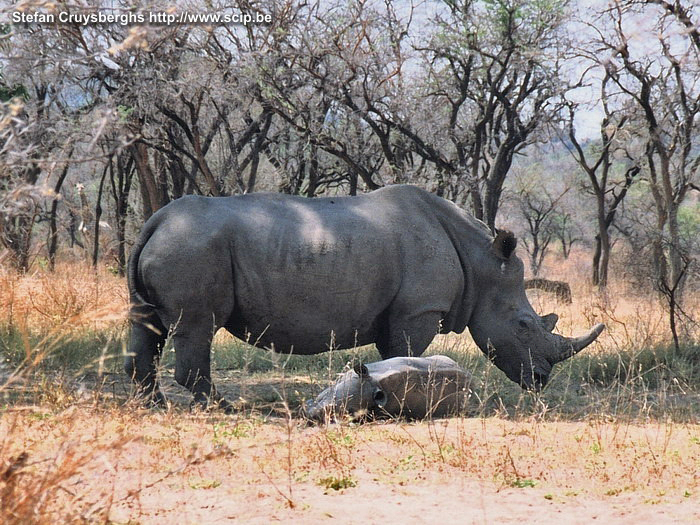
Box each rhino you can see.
[304,355,473,421]
[125,184,604,409]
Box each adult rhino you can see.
[126,185,604,409]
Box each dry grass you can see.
[0,261,127,334]
[0,407,130,524]
[529,247,698,347]
[1,406,698,522]
[0,256,699,522]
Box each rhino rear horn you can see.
[492,230,517,259]
[353,363,370,378]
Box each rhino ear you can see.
[373,388,387,408]
[353,363,369,378]
[541,313,558,332]
[492,230,517,260]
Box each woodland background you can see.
[1,0,698,350]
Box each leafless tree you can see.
[250,0,400,194]
[603,1,698,291]
[511,182,570,276]
[398,0,576,229]
[564,73,641,287]
[590,0,699,340]
[550,210,581,260]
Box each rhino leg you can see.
[377,311,442,359]
[126,314,167,408]
[172,326,231,412]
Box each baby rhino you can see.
[304,355,473,422]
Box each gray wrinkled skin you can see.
[125,185,604,409]
[304,355,473,422]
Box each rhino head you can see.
[303,363,386,422]
[468,231,605,391]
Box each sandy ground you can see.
[2,372,699,524]
[51,410,700,524]
[108,470,699,524]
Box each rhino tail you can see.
[127,214,162,311]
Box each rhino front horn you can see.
[556,323,605,362]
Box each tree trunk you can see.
[131,143,169,221]
[306,151,319,198]
[349,172,358,196]
[530,237,541,276]
[667,202,686,297]
[592,235,601,286]
[483,142,516,231]
[92,163,109,267]
[110,154,134,276]
[48,152,72,271]
[597,197,612,289]
[599,229,611,288]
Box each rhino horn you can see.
[555,323,605,363]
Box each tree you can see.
[252,0,576,220]
[549,210,581,259]
[251,0,399,195]
[0,88,48,271]
[1,4,134,269]
[593,0,699,342]
[512,182,570,276]
[398,0,575,228]
[564,72,641,287]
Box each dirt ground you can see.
[106,471,700,524]
[3,375,699,525]
[104,454,700,524]
[105,418,700,525]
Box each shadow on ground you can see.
[0,367,324,417]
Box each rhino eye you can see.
[518,320,529,329]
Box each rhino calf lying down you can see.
[304,356,473,422]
